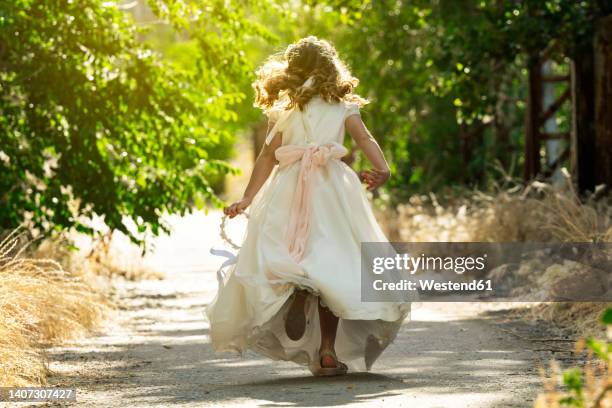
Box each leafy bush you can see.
[535,308,611,407]
[0,0,269,245]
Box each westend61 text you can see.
[373,279,493,292]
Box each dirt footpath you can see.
[34,211,572,408]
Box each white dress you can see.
[205,95,413,372]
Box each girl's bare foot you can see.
[320,350,340,368]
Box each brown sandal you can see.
[310,349,348,377]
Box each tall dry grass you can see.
[0,230,110,387]
[386,173,612,250]
[380,174,612,405]
[391,173,612,243]
[535,349,611,408]
[382,172,612,335]
[85,233,164,281]
[534,308,612,408]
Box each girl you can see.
[206,36,412,376]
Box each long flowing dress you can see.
[205,94,414,373]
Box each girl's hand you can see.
[359,168,390,191]
[224,196,252,218]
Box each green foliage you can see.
[554,307,611,407]
[602,308,612,325]
[586,337,611,361]
[0,0,271,246]
[284,1,608,200]
[560,368,584,406]
[1,0,610,244]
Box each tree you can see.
[323,1,611,199]
[331,1,527,198]
[0,0,272,246]
[591,13,612,190]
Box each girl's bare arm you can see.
[224,123,282,218]
[345,114,390,190]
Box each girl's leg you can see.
[318,298,339,368]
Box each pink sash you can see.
[275,142,348,262]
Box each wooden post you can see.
[524,61,542,181]
[571,45,597,193]
[594,15,612,188]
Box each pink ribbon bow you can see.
[274,142,348,262]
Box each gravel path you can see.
[33,211,563,407]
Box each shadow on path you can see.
[40,212,562,407]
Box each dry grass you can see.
[79,232,164,281]
[87,244,164,281]
[528,303,611,338]
[535,338,611,408]
[0,230,110,387]
[381,175,612,405]
[383,173,612,334]
[392,175,612,243]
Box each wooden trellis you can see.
[524,55,572,181]
[525,20,612,192]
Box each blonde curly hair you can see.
[253,36,368,113]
